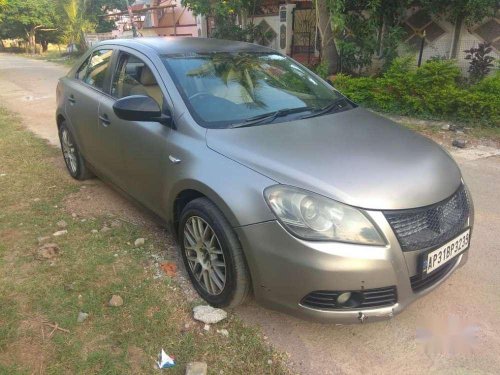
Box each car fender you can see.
[164,155,278,230]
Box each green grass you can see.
[1,44,78,66]
[0,107,290,374]
[468,126,500,142]
[21,49,79,66]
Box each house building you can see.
[240,1,499,72]
[102,0,200,39]
[101,0,499,73]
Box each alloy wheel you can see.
[183,216,227,295]
[61,128,77,174]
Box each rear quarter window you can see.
[82,49,113,90]
[76,57,90,80]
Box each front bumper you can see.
[235,210,471,324]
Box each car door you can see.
[98,49,172,213]
[64,48,114,167]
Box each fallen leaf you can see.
[160,262,177,277]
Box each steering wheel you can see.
[188,91,212,101]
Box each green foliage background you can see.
[0,0,125,47]
[333,58,500,127]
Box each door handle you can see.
[99,114,111,126]
[68,95,76,104]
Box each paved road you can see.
[1,53,500,374]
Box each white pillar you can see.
[278,3,296,55]
[196,15,208,38]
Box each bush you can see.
[314,61,329,80]
[332,57,499,127]
[472,70,500,96]
[331,74,377,103]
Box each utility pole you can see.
[124,0,138,38]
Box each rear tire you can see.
[58,121,92,181]
[179,198,251,307]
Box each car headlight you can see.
[264,185,385,245]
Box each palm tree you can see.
[60,0,93,52]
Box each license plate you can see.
[423,229,470,275]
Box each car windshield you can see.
[162,52,348,129]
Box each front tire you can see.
[179,198,251,307]
[58,121,92,180]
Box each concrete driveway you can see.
[1,53,499,374]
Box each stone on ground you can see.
[108,294,123,307]
[193,305,227,324]
[57,220,67,228]
[53,230,67,237]
[110,220,122,228]
[77,311,89,323]
[217,328,229,337]
[452,139,467,148]
[37,236,51,245]
[134,238,145,247]
[185,362,207,375]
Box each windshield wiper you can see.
[300,98,349,119]
[229,106,313,129]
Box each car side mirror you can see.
[113,95,173,127]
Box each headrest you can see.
[140,66,157,86]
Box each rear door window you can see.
[83,49,113,91]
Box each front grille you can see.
[301,286,397,310]
[384,185,470,252]
[410,257,458,292]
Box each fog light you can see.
[337,292,352,305]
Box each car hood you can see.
[206,108,462,210]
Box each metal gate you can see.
[291,7,317,65]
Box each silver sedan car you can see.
[56,37,473,323]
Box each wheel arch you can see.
[169,180,240,237]
[56,113,66,130]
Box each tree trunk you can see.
[27,29,36,54]
[41,40,49,52]
[316,0,339,75]
[450,13,464,59]
[78,30,88,53]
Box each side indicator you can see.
[169,155,181,164]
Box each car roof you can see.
[101,37,276,55]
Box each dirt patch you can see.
[385,114,500,149]
[0,316,54,374]
[61,177,199,302]
[0,338,49,373]
[127,345,150,374]
[0,228,23,243]
[81,334,112,361]
[59,174,201,306]
[63,180,156,227]
[420,127,500,151]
